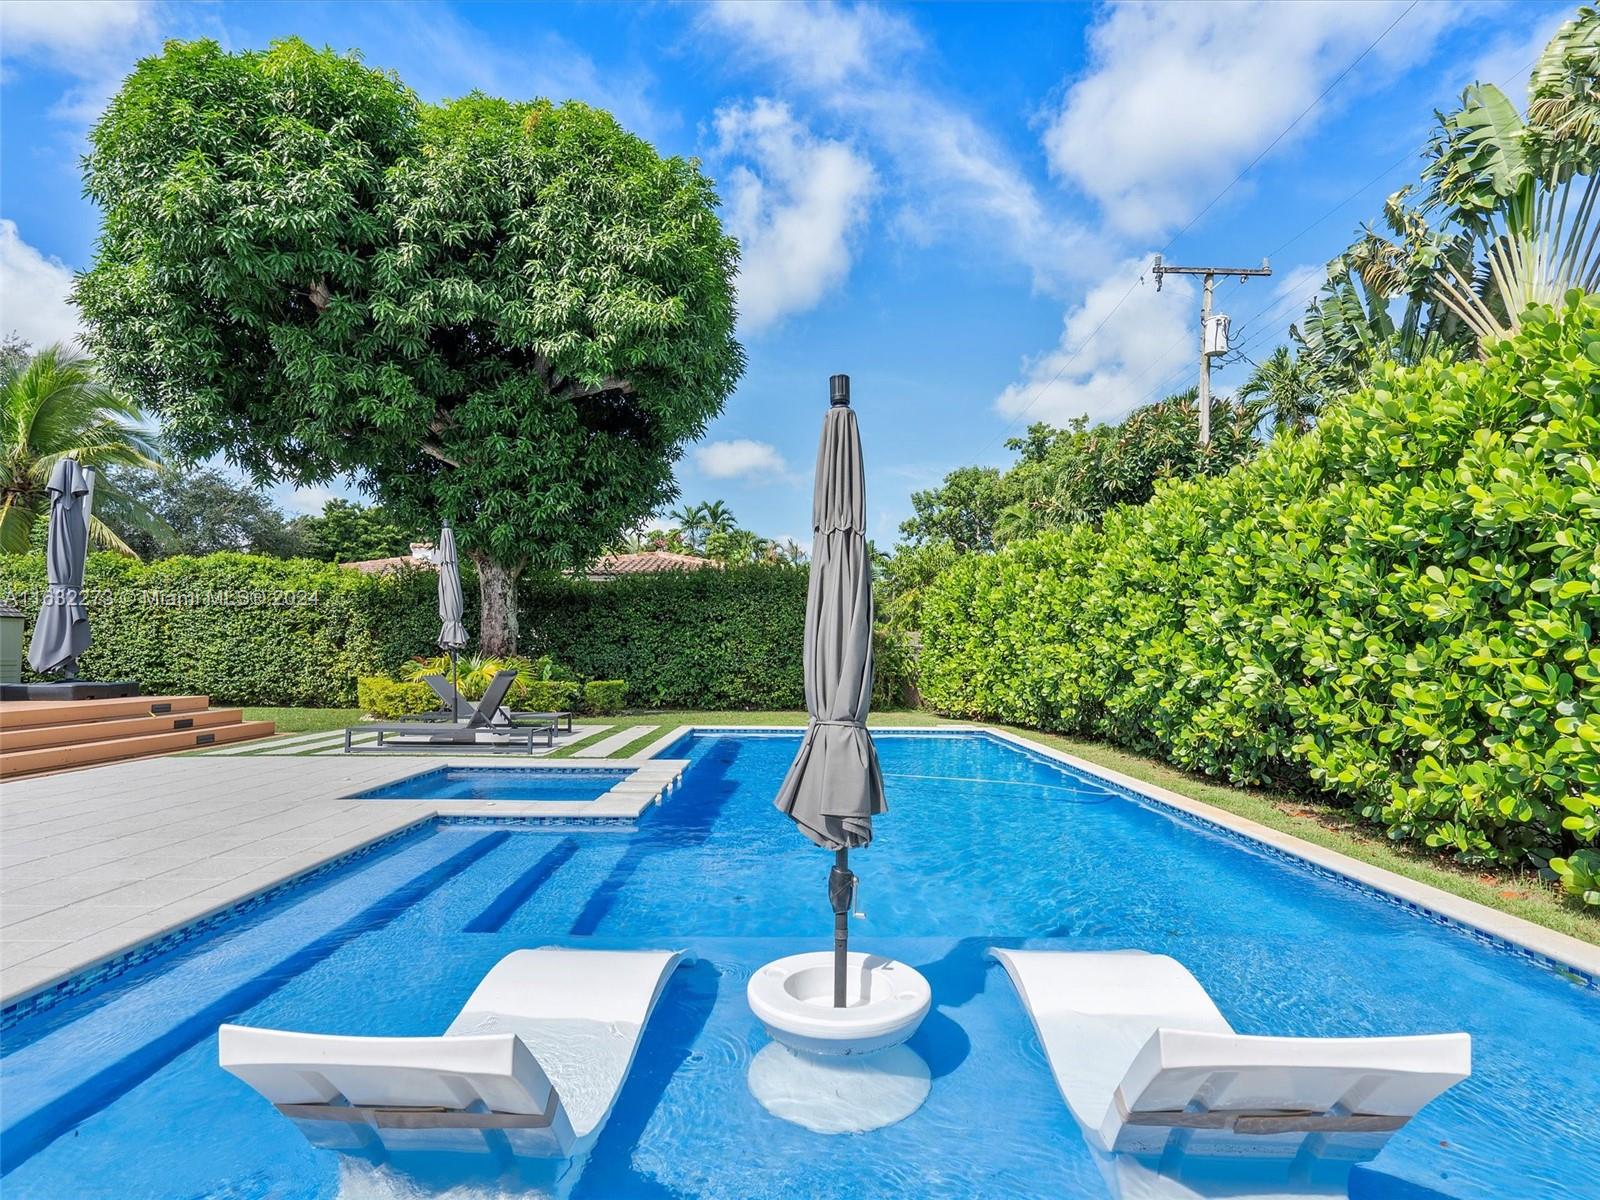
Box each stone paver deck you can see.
[0,752,684,1007]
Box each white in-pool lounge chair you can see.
[991,949,1470,1200]
[219,948,684,1176]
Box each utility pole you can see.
[1151,255,1271,445]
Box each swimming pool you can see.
[2,730,1596,1198]
[347,766,632,802]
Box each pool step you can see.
[0,697,275,779]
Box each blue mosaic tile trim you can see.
[996,731,1600,993]
[438,815,636,830]
[0,821,429,1031]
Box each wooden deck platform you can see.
[0,696,274,779]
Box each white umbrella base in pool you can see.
[747,951,932,1132]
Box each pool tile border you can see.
[647,724,1600,988]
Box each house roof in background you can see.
[340,555,437,575]
[584,551,715,580]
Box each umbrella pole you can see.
[451,648,460,720]
[829,848,854,1007]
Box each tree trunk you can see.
[472,552,522,657]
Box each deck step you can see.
[0,707,247,753]
[0,720,277,779]
[0,694,211,730]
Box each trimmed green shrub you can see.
[521,566,811,709]
[520,680,580,712]
[918,297,1600,901]
[358,677,436,719]
[584,679,628,715]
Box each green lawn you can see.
[240,706,1598,946]
[244,706,362,734]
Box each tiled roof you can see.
[340,555,437,575]
[585,551,715,579]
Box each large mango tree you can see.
[76,39,743,654]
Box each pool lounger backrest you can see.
[217,1026,575,1156]
[1107,1026,1472,1152]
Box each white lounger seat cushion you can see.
[991,949,1470,1165]
[219,947,684,1161]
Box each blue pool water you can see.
[348,766,631,802]
[2,731,1597,1198]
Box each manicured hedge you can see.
[0,554,834,711]
[917,298,1600,902]
[520,566,810,709]
[0,554,439,708]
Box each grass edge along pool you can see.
[348,765,633,802]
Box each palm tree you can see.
[0,344,161,554]
[700,498,736,536]
[668,502,708,550]
[1239,347,1324,437]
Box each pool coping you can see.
[0,757,687,1014]
[341,759,688,818]
[638,724,1600,982]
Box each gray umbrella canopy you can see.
[28,458,93,678]
[435,522,469,720]
[435,523,469,652]
[773,376,886,849]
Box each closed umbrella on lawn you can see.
[435,521,469,719]
[773,373,886,1008]
[28,457,94,678]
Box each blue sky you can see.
[0,0,1569,547]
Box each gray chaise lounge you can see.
[346,670,553,753]
[418,673,574,734]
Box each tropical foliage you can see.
[882,390,1263,625]
[1418,7,1600,340]
[1287,8,1599,389]
[0,344,161,555]
[111,468,307,560]
[916,296,1600,904]
[1239,347,1324,436]
[289,499,418,563]
[76,38,742,655]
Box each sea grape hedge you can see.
[917,297,1600,902]
[0,556,821,711]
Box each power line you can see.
[977,1,1421,453]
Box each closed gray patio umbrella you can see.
[435,521,469,719]
[28,457,94,678]
[773,374,886,1007]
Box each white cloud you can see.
[693,438,791,480]
[994,257,1197,426]
[703,1,1093,291]
[714,99,874,330]
[1043,1,1460,237]
[0,0,165,125]
[0,219,81,347]
[0,0,155,64]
